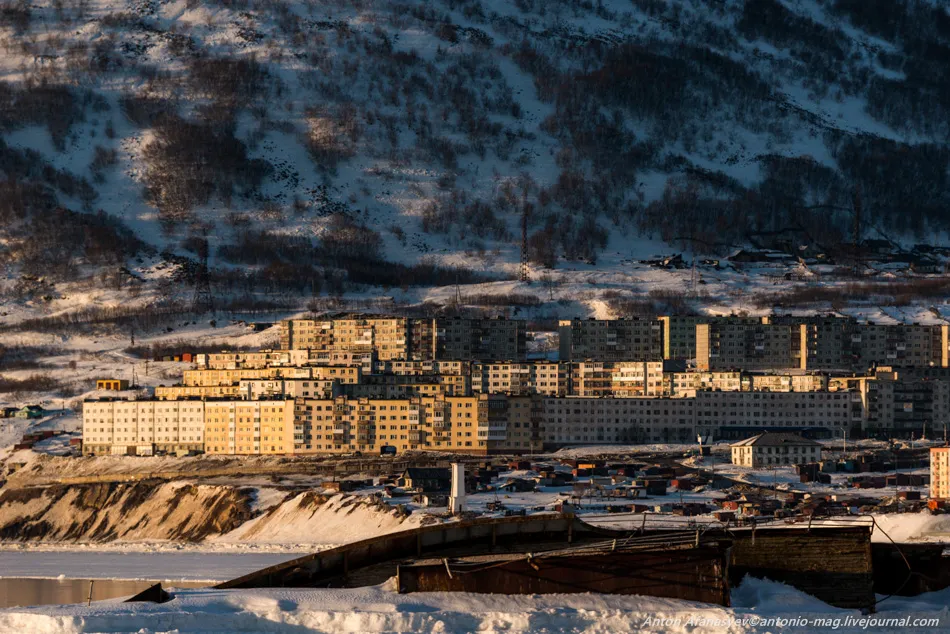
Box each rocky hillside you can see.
[1,0,949,310]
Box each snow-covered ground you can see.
[0,552,296,582]
[0,577,946,634]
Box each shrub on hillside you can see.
[142,115,271,223]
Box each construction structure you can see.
[216,513,877,611]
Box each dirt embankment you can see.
[0,481,257,542]
[0,481,419,546]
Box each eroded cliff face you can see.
[0,481,256,542]
[0,484,419,546]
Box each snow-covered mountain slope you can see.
[1,0,949,318]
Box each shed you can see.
[96,379,130,391]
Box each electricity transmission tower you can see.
[520,203,532,283]
[192,236,215,314]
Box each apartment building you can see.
[851,324,947,369]
[535,389,856,449]
[694,390,856,440]
[568,361,667,397]
[696,315,950,372]
[502,394,543,452]
[931,447,950,500]
[237,378,337,400]
[472,362,568,396]
[196,350,309,370]
[863,373,950,439]
[82,399,206,456]
[696,322,799,371]
[435,317,527,361]
[360,372,469,395]
[182,366,359,387]
[609,361,667,397]
[540,396,695,446]
[569,362,614,397]
[279,319,335,350]
[767,315,855,371]
[338,382,451,399]
[558,318,663,362]
[308,350,376,373]
[296,395,493,454]
[410,318,437,360]
[745,373,829,393]
[658,315,761,360]
[669,371,744,397]
[282,316,530,361]
[380,360,470,376]
[154,384,242,400]
[279,316,433,360]
[333,316,410,360]
[204,399,296,455]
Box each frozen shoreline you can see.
[0,551,299,581]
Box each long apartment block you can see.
[696,316,950,371]
[168,362,847,402]
[279,316,526,361]
[84,388,862,457]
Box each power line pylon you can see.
[520,203,532,283]
[192,236,215,314]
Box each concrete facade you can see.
[82,399,206,456]
[558,318,663,362]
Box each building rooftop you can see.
[730,432,821,448]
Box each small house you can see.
[14,405,44,419]
[498,478,536,493]
[401,467,451,493]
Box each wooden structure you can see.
[217,514,876,610]
[397,532,731,605]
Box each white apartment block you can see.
[82,399,206,456]
[537,390,858,449]
[694,391,856,440]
